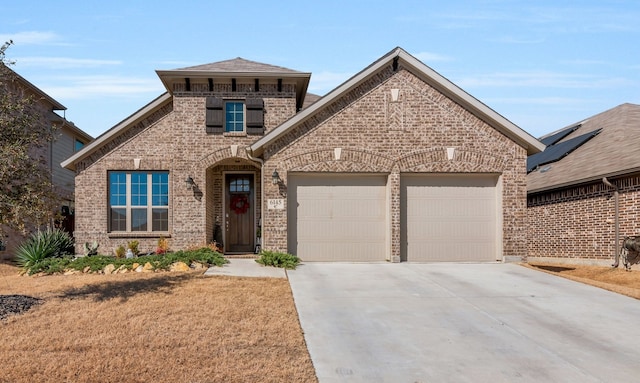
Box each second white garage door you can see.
[401,174,500,262]
[288,174,388,262]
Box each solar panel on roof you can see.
[527,128,601,173]
[539,124,581,147]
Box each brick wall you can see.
[527,175,640,261]
[73,84,296,255]
[261,64,528,260]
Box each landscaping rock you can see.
[116,265,128,274]
[63,269,79,275]
[170,261,190,272]
[190,262,205,270]
[135,265,144,273]
[103,264,116,275]
[132,263,140,270]
[142,262,154,273]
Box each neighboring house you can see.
[0,67,93,256]
[62,47,543,262]
[527,103,640,263]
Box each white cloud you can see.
[0,31,61,45]
[15,56,122,69]
[40,75,163,99]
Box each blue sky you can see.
[2,0,639,139]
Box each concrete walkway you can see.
[288,262,640,383]
[204,258,286,278]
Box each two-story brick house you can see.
[63,47,543,261]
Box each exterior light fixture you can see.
[272,169,280,185]
[185,176,194,190]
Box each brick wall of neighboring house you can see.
[527,174,640,261]
[72,83,297,255]
[260,65,528,260]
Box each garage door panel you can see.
[289,175,387,262]
[402,174,499,262]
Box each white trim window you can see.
[109,171,169,232]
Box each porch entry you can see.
[225,174,255,253]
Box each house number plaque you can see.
[267,199,285,210]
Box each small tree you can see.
[0,40,60,238]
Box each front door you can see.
[225,174,254,253]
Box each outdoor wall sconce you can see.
[185,176,195,190]
[272,169,281,185]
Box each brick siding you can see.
[262,64,527,260]
[73,83,295,255]
[73,64,529,261]
[527,175,640,261]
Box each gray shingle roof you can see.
[527,103,640,193]
[173,57,304,74]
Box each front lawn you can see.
[0,262,317,382]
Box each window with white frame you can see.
[109,171,169,232]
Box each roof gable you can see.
[528,103,640,193]
[249,47,544,157]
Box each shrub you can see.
[84,241,99,256]
[114,245,126,258]
[15,228,75,269]
[255,250,300,269]
[156,236,169,255]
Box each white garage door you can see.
[288,174,387,261]
[401,174,500,262]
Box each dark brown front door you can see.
[225,174,254,253]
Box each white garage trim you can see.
[401,174,502,262]
[288,174,388,262]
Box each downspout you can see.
[602,177,619,266]
[246,147,264,253]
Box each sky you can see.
[2,0,639,139]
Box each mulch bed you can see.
[0,295,42,321]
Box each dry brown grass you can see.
[524,262,640,299]
[0,262,317,383]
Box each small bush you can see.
[256,250,300,269]
[114,245,126,258]
[15,228,75,269]
[156,236,169,255]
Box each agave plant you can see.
[15,228,75,269]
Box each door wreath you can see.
[230,194,250,215]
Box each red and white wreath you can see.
[230,194,250,215]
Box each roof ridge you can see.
[171,57,304,74]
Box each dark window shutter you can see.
[205,97,223,133]
[245,98,264,134]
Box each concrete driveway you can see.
[287,263,640,382]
